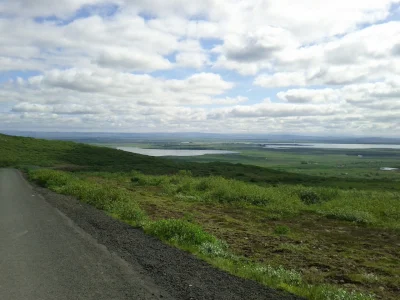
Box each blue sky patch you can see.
[34,3,119,26]
[0,71,41,83]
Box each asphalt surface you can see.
[0,168,303,300]
[0,169,171,300]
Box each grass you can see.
[125,170,399,228]
[320,209,377,224]
[79,170,399,299]
[274,225,291,235]
[28,169,396,299]
[29,169,147,226]
[144,219,218,246]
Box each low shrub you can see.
[299,190,321,205]
[199,241,230,258]
[274,225,291,235]
[177,170,192,177]
[30,169,147,225]
[56,181,120,210]
[108,200,148,227]
[29,169,75,187]
[318,188,339,202]
[310,285,375,300]
[144,219,218,246]
[320,209,377,225]
[130,172,166,186]
[237,264,302,286]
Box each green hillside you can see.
[0,133,171,171]
[0,133,398,191]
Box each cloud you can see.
[274,81,400,113]
[0,57,42,72]
[392,44,400,56]
[0,0,107,17]
[12,102,106,114]
[175,52,207,69]
[277,89,341,104]
[0,0,399,135]
[172,72,234,94]
[212,96,248,106]
[8,68,235,110]
[254,21,400,87]
[254,72,307,88]
[96,49,172,71]
[221,27,295,63]
[12,103,51,113]
[209,101,341,119]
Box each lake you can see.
[380,167,399,171]
[264,143,400,150]
[117,147,238,157]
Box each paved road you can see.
[0,169,171,300]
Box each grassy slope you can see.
[1,133,399,191]
[30,169,387,300]
[0,133,173,172]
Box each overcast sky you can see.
[0,0,399,135]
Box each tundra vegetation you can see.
[1,133,399,299]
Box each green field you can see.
[100,141,400,190]
[1,133,399,299]
[124,141,400,175]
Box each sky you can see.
[0,0,399,136]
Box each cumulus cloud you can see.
[254,72,307,88]
[96,49,172,71]
[392,44,400,56]
[274,81,400,113]
[0,0,399,135]
[254,21,400,87]
[12,102,107,114]
[277,89,341,104]
[9,68,234,109]
[176,52,208,69]
[221,27,295,63]
[208,100,341,119]
[0,0,107,17]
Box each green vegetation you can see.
[274,225,291,235]
[155,142,400,189]
[145,219,218,246]
[1,133,399,191]
[29,169,147,226]
[29,169,378,300]
[1,133,399,299]
[125,170,399,228]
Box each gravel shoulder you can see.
[32,175,303,300]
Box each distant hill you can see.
[2,130,400,144]
[1,133,398,191]
[0,133,172,173]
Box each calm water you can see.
[264,143,400,150]
[117,147,238,157]
[380,167,399,171]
